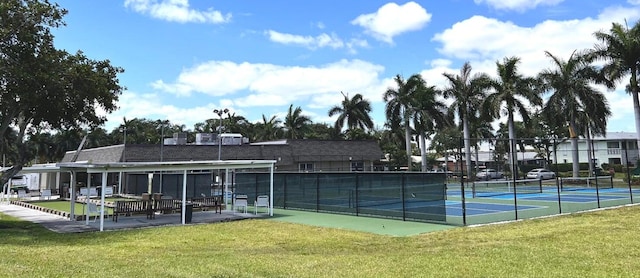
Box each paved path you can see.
[0,203,98,233]
[0,202,259,233]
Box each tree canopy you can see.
[0,0,124,183]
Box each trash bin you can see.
[185,203,193,223]
[593,168,602,176]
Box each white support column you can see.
[100,172,107,232]
[55,172,61,197]
[70,171,76,221]
[224,168,230,211]
[269,163,274,216]
[118,172,123,195]
[181,169,187,225]
[85,174,92,225]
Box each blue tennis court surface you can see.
[445,201,543,216]
[519,194,627,202]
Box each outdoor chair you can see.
[254,195,269,214]
[17,190,27,200]
[234,194,248,214]
[87,202,106,222]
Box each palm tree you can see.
[442,62,491,179]
[255,114,282,141]
[283,104,311,139]
[328,92,374,134]
[468,114,495,174]
[384,74,424,170]
[411,84,451,172]
[539,50,610,177]
[592,20,640,151]
[483,57,541,179]
[381,114,407,170]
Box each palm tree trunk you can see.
[463,116,472,180]
[404,115,412,171]
[474,145,480,174]
[420,133,427,172]
[508,112,517,179]
[569,118,580,178]
[586,126,594,177]
[633,86,640,160]
[444,150,449,173]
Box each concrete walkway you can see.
[0,203,97,233]
[0,202,262,233]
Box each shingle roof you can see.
[60,139,383,167]
[60,145,124,163]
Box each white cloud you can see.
[266,30,368,54]
[152,59,386,110]
[105,90,240,131]
[124,0,231,23]
[266,30,344,49]
[151,61,275,97]
[430,5,640,132]
[474,0,564,12]
[432,5,640,77]
[351,1,431,43]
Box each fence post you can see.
[459,136,466,226]
[554,138,562,214]
[512,138,518,220]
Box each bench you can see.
[191,196,222,214]
[113,200,153,222]
[154,199,181,214]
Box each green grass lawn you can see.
[1,205,640,277]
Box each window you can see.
[607,142,620,149]
[350,161,364,172]
[299,163,314,172]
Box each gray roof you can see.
[61,139,383,166]
[60,145,124,163]
[593,132,637,140]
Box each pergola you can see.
[4,160,276,232]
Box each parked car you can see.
[526,168,556,180]
[476,169,504,181]
[9,184,29,193]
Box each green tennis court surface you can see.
[267,208,455,236]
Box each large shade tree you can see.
[539,50,610,177]
[483,57,541,179]
[0,0,124,184]
[442,62,491,179]
[592,20,640,155]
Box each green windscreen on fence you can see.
[234,172,447,223]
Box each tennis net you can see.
[560,176,614,192]
[472,179,543,198]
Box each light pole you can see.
[213,108,229,160]
[213,108,229,202]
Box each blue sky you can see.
[51,0,640,134]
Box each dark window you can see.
[607,142,620,149]
[299,163,314,172]
[350,161,364,172]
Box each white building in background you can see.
[552,132,639,167]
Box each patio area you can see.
[0,202,265,233]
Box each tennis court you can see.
[519,193,626,202]
[236,172,640,227]
[444,201,543,216]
